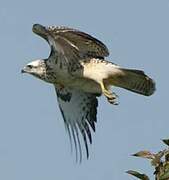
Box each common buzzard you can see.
[22,24,155,162]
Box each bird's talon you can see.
[106,92,119,105]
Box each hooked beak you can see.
[21,69,25,73]
[21,66,29,74]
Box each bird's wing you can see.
[32,24,109,70]
[55,85,98,162]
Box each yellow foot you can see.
[100,82,119,105]
[106,92,119,105]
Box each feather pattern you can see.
[55,85,98,162]
[32,24,109,72]
[23,24,156,162]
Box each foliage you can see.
[127,139,169,180]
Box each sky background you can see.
[0,0,169,179]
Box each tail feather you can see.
[108,68,156,96]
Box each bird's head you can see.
[21,59,47,80]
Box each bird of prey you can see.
[22,24,155,162]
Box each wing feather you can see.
[55,85,98,162]
[32,24,109,71]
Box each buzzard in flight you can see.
[22,24,155,162]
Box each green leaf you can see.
[126,170,150,180]
[159,168,169,180]
[132,151,155,160]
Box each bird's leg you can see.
[100,82,119,105]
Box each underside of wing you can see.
[55,85,98,162]
[32,24,109,70]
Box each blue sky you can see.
[0,0,169,179]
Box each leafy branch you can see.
[127,139,169,180]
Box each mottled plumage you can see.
[22,24,156,162]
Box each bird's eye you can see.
[27,65,33,68]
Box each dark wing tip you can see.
[32,24,47,36]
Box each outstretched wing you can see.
[55,85,98,162]
[32,24,109,71]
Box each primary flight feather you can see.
[22,24,155,162]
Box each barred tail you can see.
[108,68,156,96]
